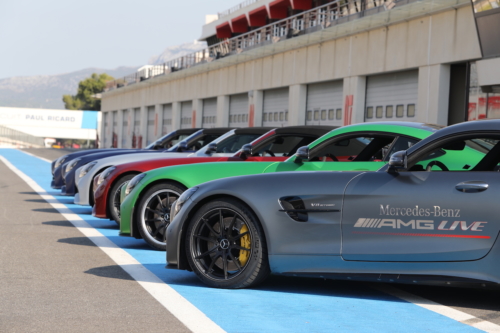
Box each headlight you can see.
[124,173,147,197]
[65,158,81,173]
[170,187,198,221]
[97,166,116,186]
[79,161,97,178]
[55,156,67,169]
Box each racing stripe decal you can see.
[352,231,490,239]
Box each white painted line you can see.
[0,155,226,333]
[376,284,500,333]
[19,149,52,163]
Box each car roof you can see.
[175,128,201,135]
[407,119,500,155]
[274,125,338,136]
[201,127,236,135]
[351,121,444,132]
[234,127,275,135]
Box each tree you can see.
[63,73,114,111]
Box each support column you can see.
[117,110,124,148]
[343,76,366,125]
[288,84,307,126]
[172,102,181,131]
[216,95,230,127]
[248,90,263,127]
[418,64,451,125]
[193,99,203,128]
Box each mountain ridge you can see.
[0,42,206,110]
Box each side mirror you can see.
[177,141,189,152]
[240,144,253,159]
[153,143,163,150]
[388,150,407,172]
[205,142,217,154]
[294,146,309,164]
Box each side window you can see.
[215,134,261,153]
[190,135,219,151]
[163,134,188,148]
[410,137,500,172]
[255,136,316,157]
[385,136,419,161]
[311,135,396,162]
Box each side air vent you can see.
[279,196,308,222]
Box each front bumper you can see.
[74,177,90,206]
[61,170,77,196]
[92,181,109,219]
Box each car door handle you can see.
[455,181,488,193]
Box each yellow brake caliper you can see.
[238,225,251,266]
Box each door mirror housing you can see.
[388,150,407,172]
[240,144,253,159]
[294,146,309,163]
[205,142,217,154]
[177,141,189,152]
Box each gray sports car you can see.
[166,119,500,289]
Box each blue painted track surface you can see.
[1,149,481,333]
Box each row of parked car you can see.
[51,120,500,289]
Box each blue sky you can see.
[0,0,237,79]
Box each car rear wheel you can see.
[108,174,137,225]
[185,198,270,289]
[137,182,186,250]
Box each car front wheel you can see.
[185,198,270,289]
[136,182,186,250]
[108,174,137,225]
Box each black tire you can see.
[108,174,137,225]
[136,182,186,250]
[185,198,270,289]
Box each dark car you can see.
[59,128,232,196]
[51,128,199,189]
[166,119,500,289]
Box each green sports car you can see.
[120,121,477,250]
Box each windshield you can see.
[146,133,190,149]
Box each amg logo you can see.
[380,205,460,218]
[311,203,335,207]
[354,218,487,231]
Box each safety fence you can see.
[218,0,259,19]
[0,125,45,148]
[105,0,397,91]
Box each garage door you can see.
[306,80,344,126]
[263,88,289,127]
[162,104,172,135]
[180,101,192,129]
[202,98,217,128]
[147,106,156,145]
[229,93,248,128]
[365,70,418,122]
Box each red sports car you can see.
[92,126,335,224]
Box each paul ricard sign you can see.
[0,107,98,140]
[0,107,96,129]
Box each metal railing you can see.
[218,0,260,19]
[106,0,392,92]
[0,125,45,148]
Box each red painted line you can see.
[352,231,490,239]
